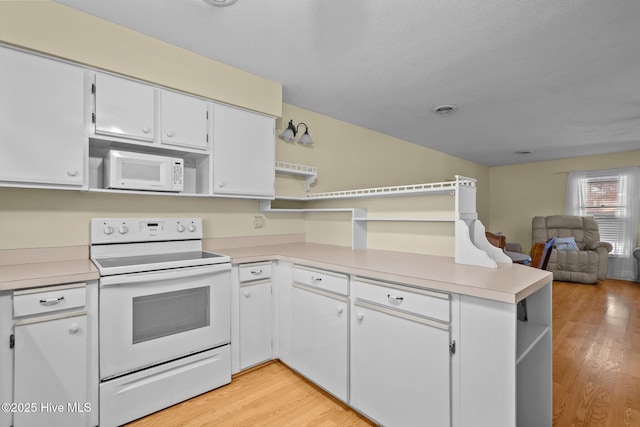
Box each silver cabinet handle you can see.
[387,294,404,303]
[311,276,322,282]
[39,296,64,306]
[250,269,263,275]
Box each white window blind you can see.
[566,166,640,280]
[580,175,626,255]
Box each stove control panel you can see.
[91,218,203,244]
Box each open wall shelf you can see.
[275,162,317,192]
[303,179,471,200]
[265,174,509,268]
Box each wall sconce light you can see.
[278,120,314,145]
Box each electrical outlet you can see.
[253,215,264,229]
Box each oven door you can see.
[99,263,230,380]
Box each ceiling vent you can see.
[203,0,238,7]
[432,104,458,114]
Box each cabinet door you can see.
[94,73,155,142]
[351,303,451,427]
[161,90,209,151]
[0,48,84,187]
[291,286,348,402]
[239,281,272,369]
[14,315,87,427]
[212,103,275,198]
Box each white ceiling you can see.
[55,0,640,166]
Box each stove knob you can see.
[188,224,197,232]
[119,225,129,234]
[103,225,114,235]
[177,224,185,232]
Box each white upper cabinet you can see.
[212,103,275,198]
[161,90,209,151]
[0,47,85,188]
[94,73,155,142]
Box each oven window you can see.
[132,286,210,344]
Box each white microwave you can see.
[105,150,184,192]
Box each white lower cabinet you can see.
[239,280,272,369]
[234,262,274,373]
[291,285,348,402]
[11,282,98,427]
[290,265,349,402]
[350,278,451,427]
[14,315,87,427]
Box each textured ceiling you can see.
[55,0,640,166]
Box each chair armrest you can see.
[584,241,613,252]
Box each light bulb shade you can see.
[298,129,313,145]
[278,120,297,142]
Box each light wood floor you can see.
[552,279,639,426]
[126,361,374,427]
[127,278,639,427]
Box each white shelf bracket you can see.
[470,219,513,264]
[274,162,318,192]
[259,199,272,212]
[455,220,498,268]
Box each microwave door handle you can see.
[100,263,230,287]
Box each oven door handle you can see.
[100,263,230,287]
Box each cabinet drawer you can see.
[238,262,272,283]
[13,283,86,317]
[353,277,449,322]
[292,266,348,296]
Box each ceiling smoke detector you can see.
[203,0,238,7]
[515,150,533,154]
[432,104,458,114]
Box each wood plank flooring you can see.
[552,279,639,427]
[126,361,374,426]
[127,278,639,427]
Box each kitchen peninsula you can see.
[1,235,551,427]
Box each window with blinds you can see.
[579,174,627,256]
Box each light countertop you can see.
[0,259,99,292]
[0,242,551,303]
[211,242,552,304]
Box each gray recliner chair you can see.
[532,215,613,284]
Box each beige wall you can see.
[489,150,640,253]
[274,104,489,255]
[0,187,305,249]
[0,1,281,116]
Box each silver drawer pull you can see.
[311,276,322,282]
[39,296,65,306]
[250,269,263,275]
[387,294,404,303]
